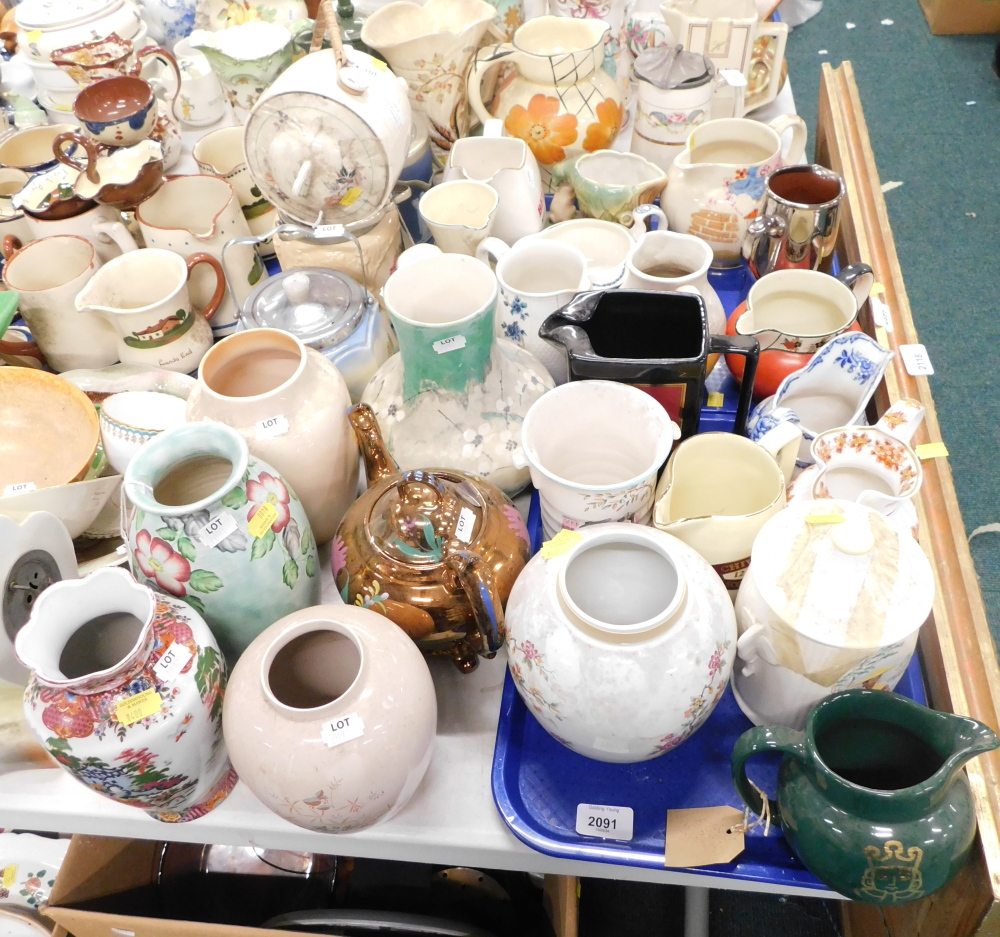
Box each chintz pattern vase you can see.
[124,422,320,664]
[15,567,236,822]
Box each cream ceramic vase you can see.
[185,329,359,546]
[136,173,266,338]
[505,522,736,762]
[361,0,496,161]
[15,566,236,822]
[468,16,622,188]
[222,604,437,833]
[123,422,321,664]
[664,115,808,264]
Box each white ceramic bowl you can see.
[99,390,187,475]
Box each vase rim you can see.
[198,328,308,403]
[260,618,367,720]
[124,422,250,517]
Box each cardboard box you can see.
[44,836,332,937]
[918,0,1000,34]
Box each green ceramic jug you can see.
[732,689,999,904]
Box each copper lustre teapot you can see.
[333,404,531,672]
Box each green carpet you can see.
[784,0,1000,646]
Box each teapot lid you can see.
[16,0,124,30]
[749,500,934,648]
[243,267,370,349]
[368,470,486,566]
[634,44,714,90]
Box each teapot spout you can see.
[349,403,400,488]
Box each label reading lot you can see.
[321,713,365,748]
[433,335,467,354]
[255,415,289,439]
[3,482,36,496]
[153,641,193,683]
[197,513,238,548]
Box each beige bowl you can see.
[0,368,100,490]
[0,474,121,539]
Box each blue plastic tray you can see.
[495,489,928,883]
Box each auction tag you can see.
[433,335,467,354]
[3,482,36,496]
[314,224,344,239]
[665,806,745,868]
[340,187,363,208]
[255,415,289,439]
[248,502,278,539]
[718,68,748,87]
[899,343,934,376]
[706,392,724,408]
[321,713,365,748]
[576,803,634,841]
[916,442,949,460]
[870,296,893,331]
[153,641,193,683]
[454,507,476,543]
[541,530,582,559]
[197,513,238,548]
[116,688,163,726]
[1,865,16,889]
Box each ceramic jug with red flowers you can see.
[123,422,321,664]
[15,566,236,822]
[467,15,622,189]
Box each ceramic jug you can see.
[468,16,622,187]
[746,332,895,467]
[417,179,499,255]
[732,499,935,730]
[135,174,265,337]
[505,522,736,762]
[334,403,530,673]
[528,216,647,289]
[732,690,999,903]
[664,115,808,264]
[222,604,437,833]
[652,422,800,594]
[539,289,758,437]
[74,248,226,373]
[361,245,555,497]
[15,566,237,822]
[360,0,496,160]
[550,151,668,225]
[442,119,544,245]
[123,422,321,664]
[185,328,360,546]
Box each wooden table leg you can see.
[543,874,579,937]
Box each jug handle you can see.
[754,420,801,487]
[0,289,41,360]
[93,220,139,254]
[767,115,807,166]
[874,396,925,446]
[467,43,518,128]
[349,403,400,487]
[1,234,22,262]
[836,261,875,312]
[475,236,510,267]
[134,46,181,121]
[53,132,100,185]
[754,21,788,112]
[731,725,809,830]
[627,202,667,234]
[708,333,759,436]
[445,550,504,657]
[185,253,226,321]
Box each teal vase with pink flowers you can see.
[123,422,320,664]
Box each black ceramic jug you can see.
[539,290,759,437]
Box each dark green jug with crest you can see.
[732,689,999,904]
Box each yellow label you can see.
[706,392,724,408]
[806,509,846,525]
[340,187,363,208]
[116,688,162,727]
[2,865,16,888]
[371,57,388,70]
[874,326,889,347]
[541,530,583,559]
[248,502,279,538]
[26,30,42,42]
[871,282,886,295]
[916,442,949,460]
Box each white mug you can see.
[418,179,499,256]
[476,236,589,384]
[516,379,680,539]
[528,216,646,289]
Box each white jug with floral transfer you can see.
[467,16,622,188]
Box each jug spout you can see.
[350,403,400,487]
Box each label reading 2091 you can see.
[575,803,634,841]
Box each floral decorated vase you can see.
[140,0,198,46]
[15,567,235,822]
[504,522,736,762]
[334,404,531,673]
[223,604,437,833]
[123,422,321,664]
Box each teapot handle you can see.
[467,43,517,128]
[312,0,362,96]
[184,252,226,321]
[731,724,809,830]
[708,333,759,436]
[53,132,101,185]
[445,550,504,657]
